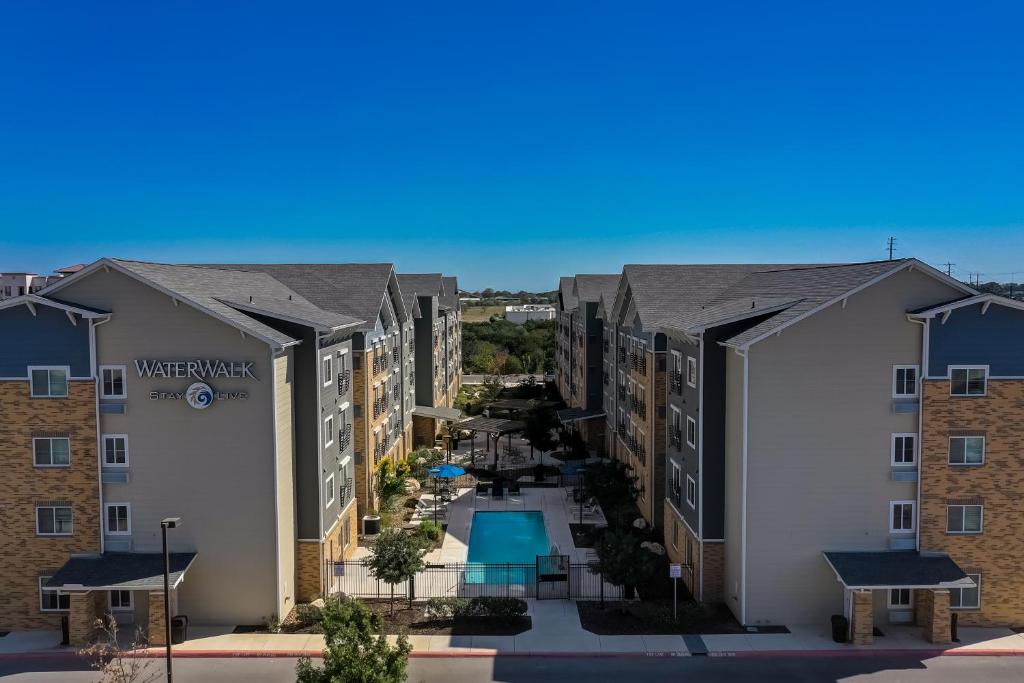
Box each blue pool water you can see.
[466,511,550,584]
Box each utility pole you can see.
[941,262,955,277]
[886,237,897,260]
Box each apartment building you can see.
[439,276,462,401]
[555,277,576,400]
[209,265,416,517]
[0,265,84,300]
[913,294,1024,627]
[0,258,369,646]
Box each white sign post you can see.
[669,563,682,622]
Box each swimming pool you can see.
[465,511,550,584]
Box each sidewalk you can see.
[3,602,1023,658]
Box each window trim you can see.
[946,504,984,534]
[325,473,335,508]
[890,433,917,466]
[950,573,981,610]
[669,460,681,500]
[322,355,333,387]
[685,474,696,509]
[686,416,697,449]
[109,589,133,611]
[102,434,130,468]
[949,365,988,397]
[104,502,132,536]
[323,415,335,448]
[686,356,697,388]
[33,436,71,468]
[99,364,128,399]
[948,435,985,466]
[36,505,73,536]
[887,588,913,609]
[39,577,69,612]
[892,365,920,399]
[29,365,70,398]
[889,500,916,533]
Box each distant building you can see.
[505,304,555,324]
[0,264,86,299]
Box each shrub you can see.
[295,602,324,628]
[424,597,470,620]
[467,597,528,619]
[414,520,443,544]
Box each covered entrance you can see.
[823,551,974,646]
[46,552,197,647]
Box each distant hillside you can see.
[461,288,556,305]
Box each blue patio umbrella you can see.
[427,464,466,523]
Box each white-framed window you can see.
[324,415,334,448]
[892,365,919,398]
[950,366,987,397]
[949,436,985,466]
[325,473,335,508]
[686,356,697,387]
[891,433,916,465]
[686,474,696,509]
[889,500,915,533]
[109,590,133,611]
[102,434,129,467]
[322,355,333,387]
[33,437,70,467]
[29,366,69,398]
[36,506,73,535]
[950,574,981,610]
[99,365,127,399]
[670,350,682,376]
[888,588,913,609]
[669,461,681,500]
[105,503,131,535]
[686,416,697,449]
[947,504,983,534]
[39,577,69,612]
[343,517,351,549]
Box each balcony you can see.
[338,423,352,451]
[669,429,682,449]
[392,347,400,364]
[337,370,351,395]
[630,352,647,375]
[668,371,683,395]
[617,386,626,401]
[618,348,626,363]
[339,476,354,508]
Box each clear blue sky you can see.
[1,1,1022,290]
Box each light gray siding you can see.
[58,267,284,625]
[741,268,963,626]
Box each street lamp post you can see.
[161,517,181,683]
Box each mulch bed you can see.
[577,600,752,635]
[362,600,531,636]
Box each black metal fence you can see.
[325,559,625,601]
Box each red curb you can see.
[714,649,1024,658]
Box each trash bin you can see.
[170,615,189,645]
[951,612,959,642]
[60,615,70,646]
[830,614,848,643]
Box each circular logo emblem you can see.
[185,382,214,410]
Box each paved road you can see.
[2,655,1023,682]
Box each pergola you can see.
[456,415,526,468]
[481,398,558,419]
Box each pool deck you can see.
[424,487,599,565]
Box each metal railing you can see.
[337,370,351,395]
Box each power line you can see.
[941,262,956,277]
[886,236,897,260]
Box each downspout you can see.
[270,346,283,617]
[735,345,749,626]
[91,316,111,555]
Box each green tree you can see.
[470,341,497,374]
[590,527,660,599]
[296,597,411,683]
[521,403,558,459]
[504,355,524,375]
[375,461,407,514]
[366,528,426,613]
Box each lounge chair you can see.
[508,481,521,495]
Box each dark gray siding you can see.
[584,302,603,410]
[414,295,437,406]
[666,335,700,534]
[927,302,1024,377]
[0,304,91,376]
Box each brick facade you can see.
[0,380,101,632]
[147,590,167,646]
[850,590,873,645]
[920,379,1024,626]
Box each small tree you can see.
[590,527,660,600]
[296,597,411,683]
[79,616,159,683]
[367,528,426,613]
[521,403,558,460]
[375,461,407,514]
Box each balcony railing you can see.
[669,428,682,449]
[669,371,683,395]
[618,347,626,363]
[337,370,351,395]
[339,476,354,508]
[339,423,352,451]
[630,352,647,375]
[617,386,626,401]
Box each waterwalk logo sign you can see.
[134,359,258,381]
[185,382,214,410]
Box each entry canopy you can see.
[412,405,463,421]
[556,407,605,425]
[823,551,975,591]
[46,552,197,592]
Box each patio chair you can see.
[508,480,521,495]
[475,483,490,498]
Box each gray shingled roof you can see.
[398,273,444,315]
[111,260,310,346]
[200,264,396,332]
[574,274,621,305]
[439,276,459,311]
[215,296,362,332]
[47,552,197,590]
[558,276,577,311]
[823,551,969,589]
